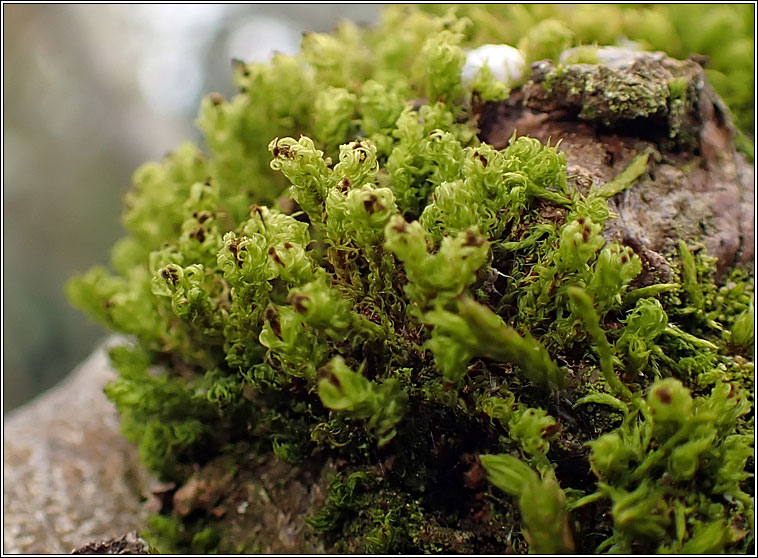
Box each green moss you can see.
[68,5,753,554]
[143,514,224,554]
[142,514,187,553]
[578,379,753,553]
[307,470,426,553]
[481,454,574,553]
[518,19,574,66]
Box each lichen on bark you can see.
[64,6,754,554]
[523,52,707,149]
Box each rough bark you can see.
[72,532,149,555]
[475,52,754,280]
[2,340,149,553]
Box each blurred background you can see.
[3,4,382,412]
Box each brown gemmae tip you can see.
[71,531,148,554]
[474,51,754,280]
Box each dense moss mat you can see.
[68,6,754,554]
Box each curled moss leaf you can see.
[730,303,754,350]
[607,480,672,540]
[557,217,605,272]
[481,454,574,553]
[592,150,650,198]
[385,219,489,308]
[647,377,693,426]
[508,406,559,459]
[587,431,635,479]
[569,287,632,400]
[269,136,333,223]
[678,240,705,312]
[425,296,564,389]
[314,87,357,151]
[616,298,668,375]
[416,29,467,102]
[468,63,510,102]
[317,356,408,446]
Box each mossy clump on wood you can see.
[68,6,754,554]
[421,3,756,136]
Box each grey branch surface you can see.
[3,339,151,554]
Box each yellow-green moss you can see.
[68,6,754,554]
